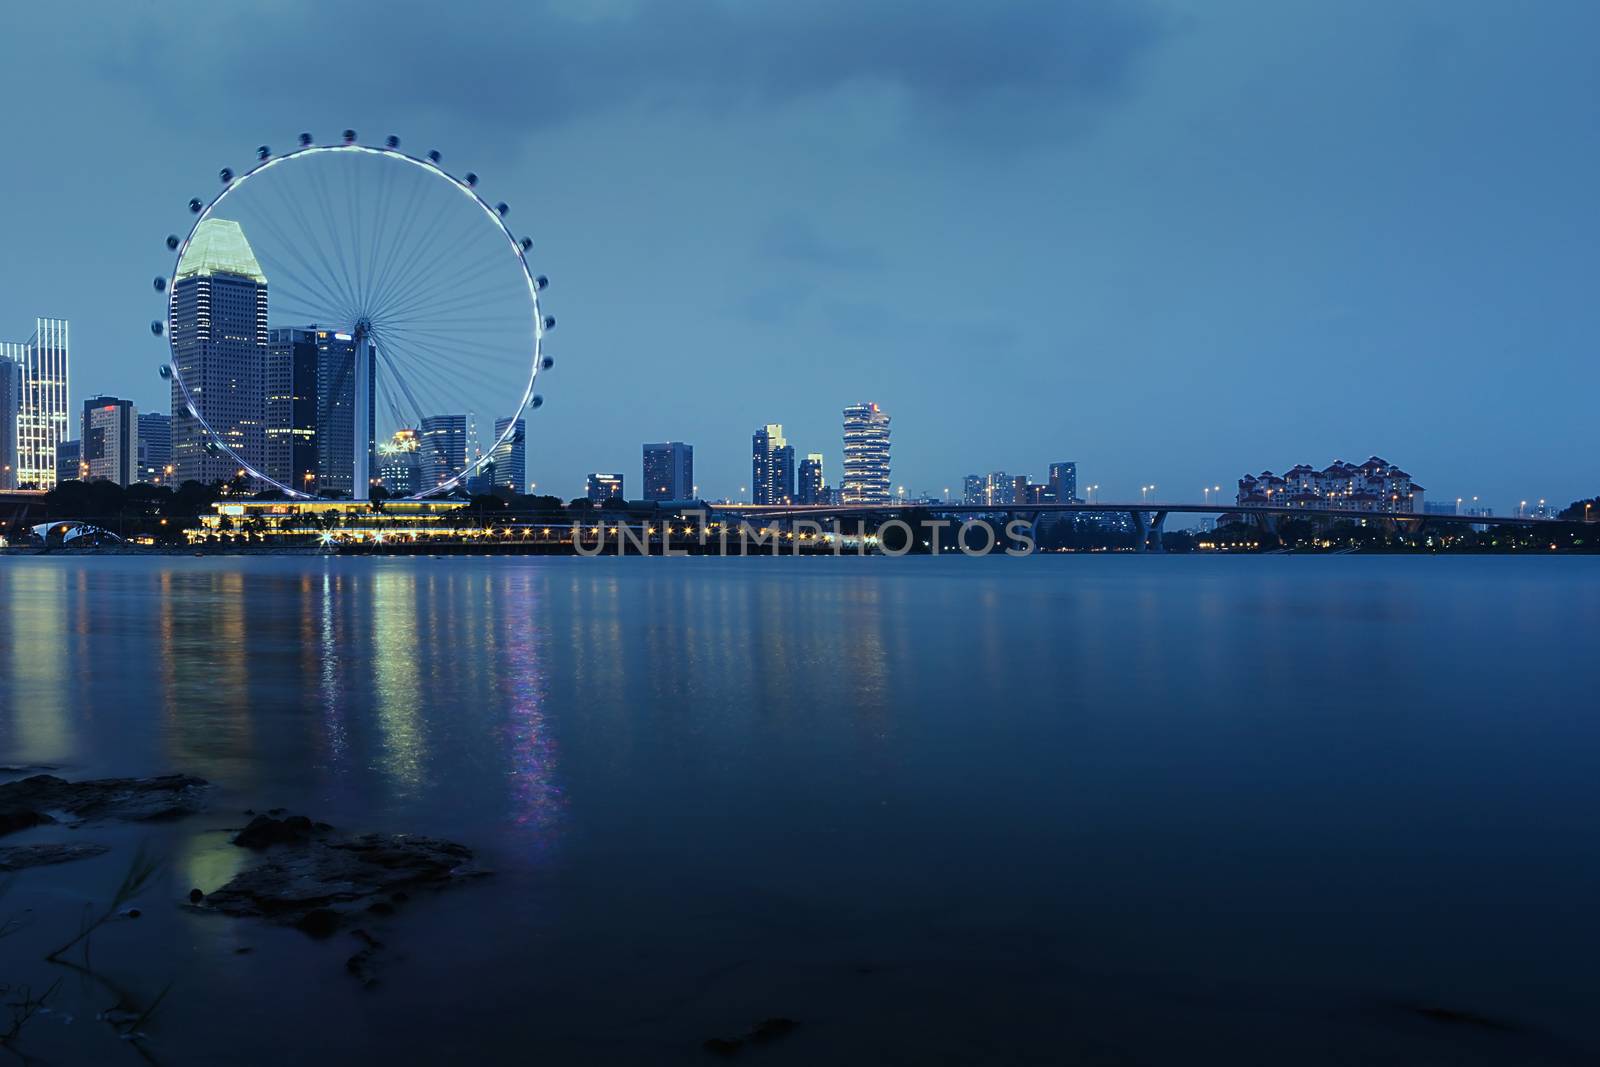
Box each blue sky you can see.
[1,0,1595,509]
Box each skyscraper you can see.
[138,412,172,486]
[81,396,139,487]
[170,219,268,485]
[265,327,319,494]
[841,402,890,504]
[3,318,69,490]
[586,472,624,503]
[982,471,1012,506]
[962,474,984,506]
[643,441,694,501]
[0,353,18,490]
[1048,462,1077,505]
[752,424,795,505]
[314,329,376,498]
[420,414,468,490]
[491,416,526,493]
[55,439,81,486]
[797,453,825,505]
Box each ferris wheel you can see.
[151,130,554,500]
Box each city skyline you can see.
[0,3,1593,512]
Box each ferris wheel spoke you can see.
[362,182,482,315]
[306,165,364,316]
[247,208,359,324]
[364,201,500,323]
[371,330,512,395]
[362,165,431,320]
[261,170,363,321]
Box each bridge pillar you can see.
[1149,511,1169,553]
[1130,510,1148,552]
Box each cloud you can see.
[82,0,1165,147]
[756,216,883,270]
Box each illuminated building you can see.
[1237,456,1425,514]
[420,414,468,490]
[313,328,376,498]
[195,498,470,542]
[752,424,794,505]
[377,429,421,497]
[170,219,268,485]
[1048,462,1077,504]
[797,452,825,505]
[643,441,693,501]
[491,416,526,493]
[3,317,69,490]
[138,412,172,486]
[55,439,81,485]
[586,472,623,504]
[841,402,890,504]
[0,353,18,489]
[962,474,984,506]
[81,396,139,486]
[265,327,319,492]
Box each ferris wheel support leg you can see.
[353,321,372,502]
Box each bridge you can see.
[711,501,1567,552]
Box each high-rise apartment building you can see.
[797,453,825,505]
[586,472,624,504]
[642,441,694,501]
[81,396,139,486]
[982,471,1013,507]
[170,219,268,485]
[491,416,526,493]
[962,474,984,506]
[0,353,19,490]
[138,412,172,486]
[3,318,69,490]
[1048,462,1077,505]
[420,414,468,490]
[841,402,890,504]
[752,424,795,505]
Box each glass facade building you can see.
[170,220,268,486]
[420,414,469,490]
[82,396,139,486]
[491,416,526,493]
[0,352,19,490]
[797,452,825,505]
[586,472,623,504]
[138,412,172,486]
[751,424,795,505]
[265,327,319,494]
[3,317,69,490]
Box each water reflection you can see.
[1,564,73,763]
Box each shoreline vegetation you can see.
[5,479,1599,555]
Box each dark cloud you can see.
[87,0,1165,145]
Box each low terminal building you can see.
[193,498,473,544]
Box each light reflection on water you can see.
[2,554,1599,1063]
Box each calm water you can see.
[1,555,1598,1064]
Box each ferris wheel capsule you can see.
[542,315,555,330]
[519,237,532,252]
[166,235,180,250]
[188,198,203,213]
[299,132,313,147]
[385,135,400,149]
[257,145,271,160]
[343,129,357,143]
[496,202,509,216]
[219,167,234,183]
[530,395,544,409]
[541,356,554,370]
[427,150,441,163]
[465,172,478,187]
[535,275,548,290]
[153,277,166,292]
[150,321,163,336]
[158,364,172,379]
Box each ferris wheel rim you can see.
[162,138,545,501]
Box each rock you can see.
[0,774,208,836]
[294,908,342,939]
[189,888,205,903]
[233,813,316,849]
[345,929,385,987]
[0,809,56,837]
[748,1018,797,1044]
[0,842,110,871]
[198,816,483,938]
[121,907,142,919]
